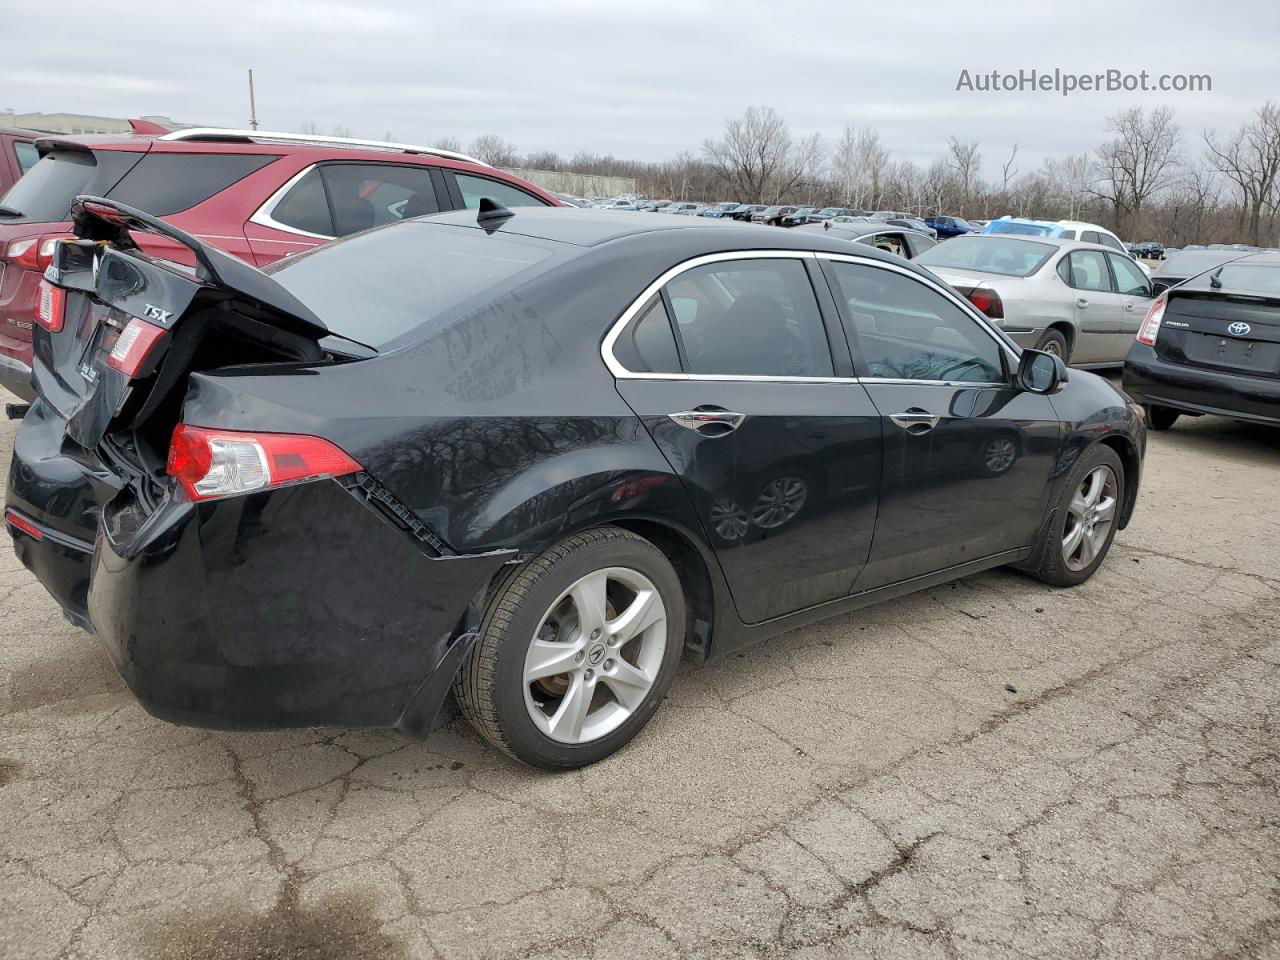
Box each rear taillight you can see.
[36,279,66,332]
[964,287,1004,320]
[1137,294,1167,345]
[166,424,362,502]
[106,318,167,376]
[7,234,74,272]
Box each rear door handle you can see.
[1076,298,1090,308]
[668,408,745,436]
[889,409,941,434]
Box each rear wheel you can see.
[455,526,685,769]
[1027,444,1124,587]
[1146,404,1180,431]
[1034,328,1071,363]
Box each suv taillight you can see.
[35,279,66,332]
[1136,294,1167,345]
[166,425,362,502]
[7,234,74,272]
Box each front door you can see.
[819,255,1061,590]
[609,254,882,624]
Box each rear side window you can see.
[1081,230,1101,244]
[663,258,833,377]
[454,173,548,209]
[13,141,38,174]
[265,223,559,348]
[271,168,334,236]
[1067,251,1113,292]
[321,163,439,235]
[613,297,681,373]
[106,153,276,216]
[0,149,141,222]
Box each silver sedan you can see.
[914,235,1158,366]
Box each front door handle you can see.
[889,409,941,434]
[1123,301,1137,312]
[668,408,745,436]
[1076,297,1090,308]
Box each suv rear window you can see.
[107,153,276,216]
[265,222,561,348]
[0,148,141,222]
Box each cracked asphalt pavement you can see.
[1,387,1277,960]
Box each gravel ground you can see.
[0,386,1277,960]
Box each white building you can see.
[0,112,197,135]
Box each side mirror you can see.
[1018,349,1068,394]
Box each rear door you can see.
[1063,249,1125,363]
[819,253,1060,589]
[609,252,883,624]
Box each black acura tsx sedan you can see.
[5,198,1145,769]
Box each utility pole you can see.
[247,69,258,131]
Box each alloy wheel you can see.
[522,567,668,744]
[1062,465,1118,572]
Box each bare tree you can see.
[468,134,519,167]
[433,136,463,154]
[298,120,321,135]
[946,136,982,214]
[1001,144,1019,194]
[1204,101,1280,246]
[703,106,808,202]
[1092,106,1182,234]
[331,124,354,139]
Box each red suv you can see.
[0,128,559,399]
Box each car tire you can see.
[454,525,685,769]
[1146,405,1180,431]
[1034,329,1071,363]
[1026,443,1124,588]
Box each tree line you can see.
[306,101,1280,247]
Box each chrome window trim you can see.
[248,164,334,240]
[602,250,852,382]
[815,251,1022,377]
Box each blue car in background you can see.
[925,215,979,238]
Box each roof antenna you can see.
[477,197,514,226]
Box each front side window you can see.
[1067,251,1113,292]
[826,261,1005,383]
[659,258,833,377]
[1108,253,1150,296]
[859,232,910,259]
[454,173,548,209]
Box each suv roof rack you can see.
[156,128,490,167]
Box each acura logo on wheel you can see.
[1227,321,1251,337]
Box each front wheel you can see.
[1026,444,1124,587]
[454,526,686,769]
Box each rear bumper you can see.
[7,403,511,734]
[1123,342,1280,426]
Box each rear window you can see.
[984,221,1054,237]
[1211,263,1280,294]
[13,141,39,174]
[264,222,560,349]
[106,153,276,216]
[0,148,141,222]
[916,236,1056,277]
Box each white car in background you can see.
[915,234,1159,366]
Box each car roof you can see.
[792,222,924,239]
[419,207,920,262]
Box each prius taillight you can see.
[166,424,362,502]
[1136,294,1167,345]
[35,279,66,332]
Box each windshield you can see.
[265,222,561,349]
[916,236,1056,277]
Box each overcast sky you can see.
[4,0,1274,175]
